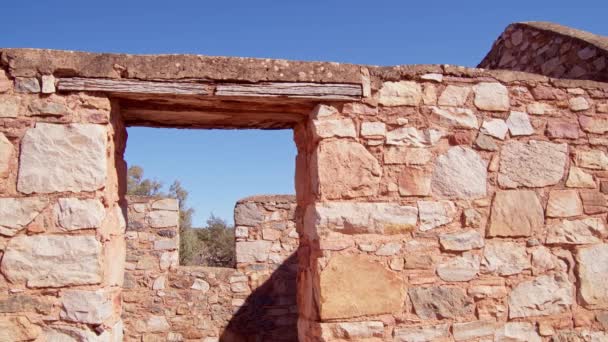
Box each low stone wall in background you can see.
[122,195,298,342]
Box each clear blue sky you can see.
[2,1,606,225]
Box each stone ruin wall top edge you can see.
[0,21,607,89]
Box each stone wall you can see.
[479,22,608,82]
[122,195,298,341]
[295,75,608,341]
[0,71,126,341]
[1,21,608,342]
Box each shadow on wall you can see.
[221,253,299,342]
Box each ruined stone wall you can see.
[296,74,608,341]
[479,22,608,82]
[1,22,608,341]
[122,195,298,342]
[0,71,126,341]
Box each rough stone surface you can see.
[431,146,487,199]
[234,202,264,226]
[437,253,480,282]
[375,242,402,256]
[482,240,530,276]
[384,147,432,165]
[566,166,595,188]
[546,189,584,217]
[576,150,608,170]
[360,121,386,137]
[453,320,496,341]
[508,273,573,318]
[330,321,383,339]
[319,255,405,319]
[17,123,107,194]
[151,198,179,211]
[580,190,607,214]
[438,85,471,106]
[235,240,272,263]
[146,210,180,228]
[393,324,449,342]
[577,244,608,309]
[481,118,508,139]
[506,111,534,136]
[314,140,382,199]
[0,132,13,176]
[473,82,510,111]
[0,316,41,341]
[580,115,608,134]
[307,202,418,235]
[54,198,105,230]
[1,235,102,287]
[439,230,484,251]
[475,133,499,151]
[546,218,607,244]
[526,102,557,115]
[0,98,19,118]
[398,167,431,196]
[378,81,422,106]
[494,322,541,342]
[408,286,474,319]
[498,140,567,188]
[385,127,443,147]
[569,96,590,111]
[488,190,544,237]
[60,289,114,324]
[546,121,580,139]
[312,118,357,140]
[15,77,40,93]
[430,106,479,129]
[0,197,48,237]
[418,200,456,231]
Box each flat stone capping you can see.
[236,194,296,204]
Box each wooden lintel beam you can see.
[57,78,362,100]
[215,82,362,100]
[57,78,210,95]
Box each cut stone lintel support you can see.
[57,77,363,101]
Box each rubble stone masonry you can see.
[122,195,298,342]
[0,21,608,341]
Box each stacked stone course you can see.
[122,195,298,342]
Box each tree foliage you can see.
[126,165,235,267]
[127,166,163,196]
[190,215,235,267]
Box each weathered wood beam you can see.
[57,77,363,100]
[57,78,210,95]
[215,82,362,100]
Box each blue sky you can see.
[2,1,606,225]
